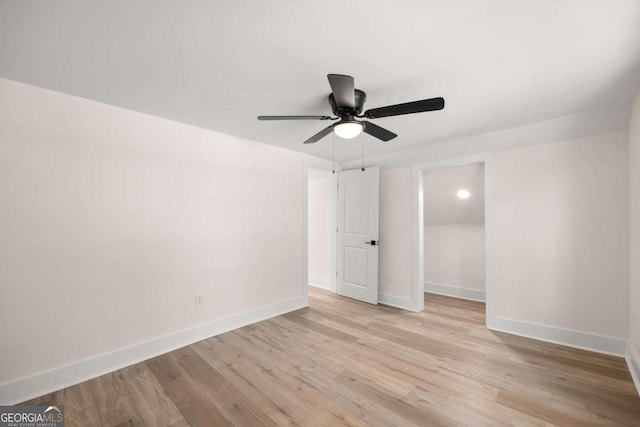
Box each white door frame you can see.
[411,153,496,327]
[303,158,339,306]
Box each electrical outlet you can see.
[195,295,204,308]
[386,273,393,285]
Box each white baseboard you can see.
[626,341,640,397]
[379,292,420,312]
[488,316,626,357]
[0,296,307,405]
[424,282,486,302]
[309,276,330,290]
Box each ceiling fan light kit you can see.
[333,120,363,139]
[258,74,444,144]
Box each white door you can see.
[337,167,379,304]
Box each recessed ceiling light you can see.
[457,189,470,199]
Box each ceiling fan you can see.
[257,74,444,144]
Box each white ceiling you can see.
[424,164,484,225]
[1,1,639,163]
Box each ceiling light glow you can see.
[457,189,470,199]
[334,121,363,139]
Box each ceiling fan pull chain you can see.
[332,132,336,174]
[361,139,365,171]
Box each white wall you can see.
[424,225,485,292]
[423,164,485,224]
[379,168,412,303]
[308,173,332,288]
[377,131,629,351]
[0,78,305,396]
[630,93,640,360]
[495,132,629,339]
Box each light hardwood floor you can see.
[24,287,640,426]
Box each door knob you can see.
[364,240,379,246]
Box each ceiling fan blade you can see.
[303,125,334,144]
[327,74,355,109]
[258,115,333,120]
[364,97,445,119]
[362,121,397,142]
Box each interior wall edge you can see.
[489,316,627,358]
[626,341,640,397]
[340,113,629,171]
[424,282,486,302]
[309,276,331,290]
[0,295,307,406]
[628,91,640,396]
[379,292,418,312]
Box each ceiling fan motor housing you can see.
[329,89,367,116]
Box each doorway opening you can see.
[411,154,495,326]
[303,162,380,308]
[307,166,335,296]
[423,164,486,303]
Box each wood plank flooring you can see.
[23,288,640,426]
